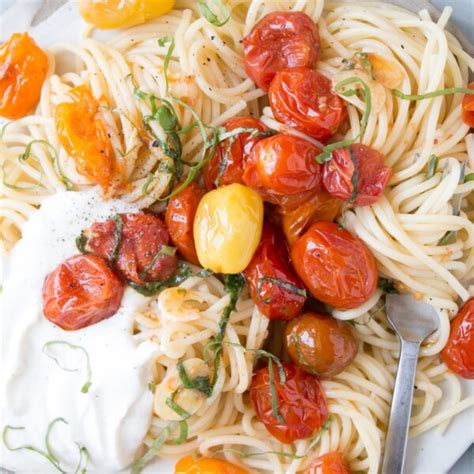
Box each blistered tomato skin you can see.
[84,213,177,284]
[165,182,205,265]
[284,312,358,377]
[79,0,175,29]
[242,134,323,209]
[305,452,351,474]
[42,254,124,331]
[462,82,474,127]
[243,11,320,91]
[203,116,269,190]
[194,183,264,274]
[0,33,48,119]
[55,85,119,193]
[269,68,347,141]
[291,222,378,309]
[244,221,306,320]
[322,144,392,206]
[250,362,328,444]
[174,455,249,474]
[441,299,474,379]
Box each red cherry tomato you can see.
[242,134,322,209]
[42,254,124,331]
[244,221,306,320]
[462,82,474,127]
[243,11,320,91]
[0,33,48,119]
[250,362,328,444]
[291,222,378,309]
[165,182,205,265]
[203,116,269,190]
[83,213,177,284]
[322,144,391,206]
[305,452,351,474]
[269,68,347,141]
[441,299,474,379]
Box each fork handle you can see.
[381,339,421,474]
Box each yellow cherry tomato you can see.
[175,455,249,474]
[78,0,175,29]
[194,183,263,274]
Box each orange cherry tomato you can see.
[55,85,120,193]
[305,452,351,474]
[269,68,347,142]
[250,361,328,444]
[175,455,248,474]
[322,144,391,206]
[284,312,358,377]
[203,116,269,190]
[278,191,341,245]
[291,222,378,309]
[165,182,205,265]
[243,11,320,91]
[83,213,177,284]
[42,254,124,331]
[441,299,474,379]
[462,82,474,127]
[0,33,48,119]
[242,134,323,209]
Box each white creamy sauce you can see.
[0,189,158,472]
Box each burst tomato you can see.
[82,213,177,284]
[0,33,48,119]
[242,134,322,209]
[322,144,391,206]
[165,182,205,265]
[269,68,347,141]
[55,85,120,193]
[305,452,351,474]
[250,362,328,444]
[441,299,474,379]
[462,82,474,127]
[291,222,378,309]
[203,116,269,190]
[243,221,306,320]
[243,11,320,91]
[175,455,248,474]
[42,254,124,331]
[284,312,357,377]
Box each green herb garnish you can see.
[393,87,474,101]
[256,276,307,303]
[111,214,123,264]
[378,278,399,294]
[464,173,474,183]
[177,361,212,397]
[438,230,455,246]
[354,52,374,79]
[198,0,230,27]
[426,154,439,179]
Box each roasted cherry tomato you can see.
[42,254,124,331]
[194,183,264,274]
[244,221,306,320]
[79,0,175,29]
[441,299,474,379]
[83,213,177,284]
[279,191,341,245]
[284,312,357,377]
[291,222,378,309]
[0,33,48,119]
[175,455,248,474]
[462,82,474,127]
[322,144,391,206]
[250,361,328,444]
[203,116,269,190]
[243,11,320,91]
[55,85,120,193]
[243,134,322,209]
[165,182,205,265]
[305,452,351,474]
[269,68,347,141]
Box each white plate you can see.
[0,1,473,473]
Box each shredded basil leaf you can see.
[0,121,12,139]
[378,278,399,294]
[256,276,307,302]
[438,230,455,246]
[138,245,177,280]
[267,358,285,424]
[2,154,45,191]
[198,0,230,27]
[393,87,474,101]
[111,214,123,264]
[166,393,191,419]
[351,303,387,326]
[74,445,89,474]
[75,232,88,254]
[464,172,474,183]
[173,420,188,445]
[306,416,335,452]
[426,154,439,179]
[354,52,374,79]
[348,146,359,203]
[42,341,92,394]
[177,361,212,397]
[148,381,157,393]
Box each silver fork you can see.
[381,294,439,474]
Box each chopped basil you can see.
[0,121,11,139]
[267,357,285,424]
[177,361,212,397]
[173,420,188,445]
[166,392,191,419]
[42,341,92,394]
[256,276,307,303]
[148,381,157,393]
[438,230,455,246]
[138,245,177,280]
[378,278,399,294]
[354,52,374,79]
[464,172,474,183]
[198,0,230,27]
[393,86,474,101]
[348,146,359,203]
[426,154,439,179]
[2,152,45,191]
[111,214,123,264]
[351,303,387,326]
[306,415,335,452]
[75,232,88,254]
